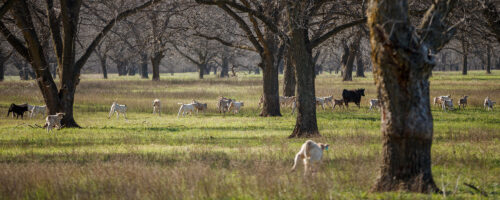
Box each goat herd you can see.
[5,89,497,133]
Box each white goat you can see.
[229,101,244,114]
[108,102,127,119]
[434,95,451,107]
[484,97,496,111]
[153,99,161,116]
[177,103,196,117]
[44,113,65,133]
[291,140,329,175]
[442,99,454,112]
[28,105,46,118]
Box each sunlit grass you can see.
[0,71,498,199]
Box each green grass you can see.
[0,71,499,199]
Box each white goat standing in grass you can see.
[153,99,161,116]
[108,102,127,119]
[484,97,496,111]
[291,140,329,175]
[44,113,65,133]
[28,104,46,118]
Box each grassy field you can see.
[0,71,499,199]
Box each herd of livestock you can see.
[5,88,497,132]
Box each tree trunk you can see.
[367,0,456,193]
[355,47,365,77]
[287,3,319,138]
[127,63,137,76]
[487,45,491,74]
[117,61,127,76]
[98,54,108,79]
[140,53,148,79]
[220,59,229,78]
[151,52,163,81]
[283,49,296,97]
[342,40,359,81]
[213,64,217,75]
[461,38,468,75]
[198,64,205,79]
[0,58,4,82]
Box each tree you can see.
[481,0,500,43]
[194,0,284,117]
[367,0,458,193]
[0,0,159,127]
[0,41,12,81]
[173,40,216,79]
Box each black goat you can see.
[7,103,28,119]
[342,89,365,108]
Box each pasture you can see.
[0,71,499,199]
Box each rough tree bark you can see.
[0,0,159,127]
[258,29,281,117]
[283,48,296,97]
[355,46,365,77]
[198,64,205,79]
[461,36,468,75]
[95,51,108,79]
[368,0,457,193]
[287,1,319,138]
[342,35,360,81]
[487,44,491,74]
[140,53,149,79]
[151,52,163,81]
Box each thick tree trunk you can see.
[287,5,319,137]
[260,56,281,116]
[151,52,163,81]
[367,0,456,193]
[198,64,205,79]
[461,38,468,75]
[220,60,229,78]
[342,40,359,81]
[355,47,365,77]
[140,53,148,79]
[283,49,296,97]
[487,45,491,74]
[97,55,108,79]
[127,63,137,76]
[117,61,127,76]
[0,59,4,81]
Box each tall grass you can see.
[0,71,498,199]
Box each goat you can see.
[108,102,127,119]
[152,99,161,116]
[369,99,380,111]
[291,140,329,175]
[458,96,468,109]
[228,101,244,114]
[434,95,451,107]
[442,99,454,112]
[44,113,65,133]
[217,96,233,114]
[342,89,365,108]
[484,97,496,111]
[177,103,196,117]
[192,100,208,113]
[7,103,28,119]
[332,99,344,110]
[29,105,46,118]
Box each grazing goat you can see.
[369,99,380,111]
[192,100,208,113]
[28,105,46,118]
[342,89,365,108]
[291,140,329,175]
[177,103,196,117]
[332,99,344,110]
[7,103,28,119]
[108,102,127,119]
[484,97,496,111]
[217,96,233,114]
[152,99,161,116]
[316,96,333,110]
[442,99,454,111]
[44,113,65,133]
[434,95,451,107]
[229,101,244,114]
[458,96,468,109]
